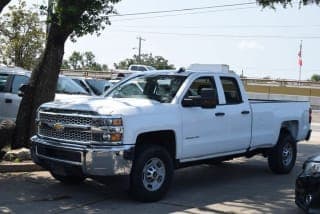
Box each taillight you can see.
[309,108,312,124]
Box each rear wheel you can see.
[268,131,296,174]
[130,145,174,202]
[50,171,85,185]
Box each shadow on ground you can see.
[0,142,318,214]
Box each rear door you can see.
[4,75,29,120]
[215,75,252,152]
[0,73,12,121]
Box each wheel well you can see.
[135,130,176,159]
[281,120,298,140]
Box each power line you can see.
[112,24,320,29]
[109,2,256,17]
[111,29,320,40]
[110,6,257,22]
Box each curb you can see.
[0,161,44,173]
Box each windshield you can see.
[106,74,186,103]
[85,79,110,96]
[56,77,89,95]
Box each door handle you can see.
[215,112,225,117]
[241,110,250,115]
[5,98,12,104]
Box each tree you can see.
[64,51,107,71]
[0,1,45,70]
[61,59,70,69]
[0,0,11,14]
[311,74,320,82]
[83,51,95,69]
[257,0,320,8]
[114,53,175,70]
[68,51,82,70]
[13,0,120,148]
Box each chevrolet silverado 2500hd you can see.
[31,70,312,202]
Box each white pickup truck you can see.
[31,70,312,202]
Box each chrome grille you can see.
[39,112,93,126]
[38,111,96,143]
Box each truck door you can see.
[215,76,251,153]
[181,76,223,158]
[0,73,12,121]
[4,75,29,120]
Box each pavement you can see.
[0,114,319,213]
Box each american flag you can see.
[298,42,302,67]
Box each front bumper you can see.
[295,173,320,213]
[31,136,134,176]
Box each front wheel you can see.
[130,145,174,202]
[268,131,296,174]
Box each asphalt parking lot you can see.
[1,113,319,214]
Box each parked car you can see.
[30,69,311,202]
[128,64,156,72]
[71,77,112,96]
[295,154,320,213]
[0,66,89,121]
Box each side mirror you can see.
[199,88,217,108]
[18,84,29,97]
[104,85,110,92]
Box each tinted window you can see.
[130,66,138,71]
[73,79,90,93]
[85,79,109,95]
[107,75,186,103]
[185,77,217,99]
[220,77,242,104]
[138,66,147,71]
[12,75,29,94]
[0,74,10,92]
[56,77,89,95]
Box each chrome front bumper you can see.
[31,136,134,176]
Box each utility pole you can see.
[136,36,146,64]
[298,40,303,86]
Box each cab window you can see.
[12,75,29,94]
[0,74,10,92]
[185,77,218,100]
[220,77,242,104]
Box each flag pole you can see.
[298,40,303,86]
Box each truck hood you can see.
[41,97,163,116]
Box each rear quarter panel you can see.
[250,101,310,149]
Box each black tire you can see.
[268,130,296,174]
[130,145,174,202]
[50,171,85,185]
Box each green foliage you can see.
[257,0,320,8]
[311,74,320,82]
[114,53,175,70]
[0,0,45,70]
[64,51,108,71]
[41,0,120,41]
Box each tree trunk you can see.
[0,0,10,14]
[12,24,71,148]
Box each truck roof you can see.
[133,69,234,77]
[0,66,67,78]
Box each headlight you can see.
[304,162,320,175]
[92,117,123,144]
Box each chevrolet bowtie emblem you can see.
[53,123,64,132]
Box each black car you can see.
[295,154,320,213]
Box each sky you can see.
[5,0,320,80]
